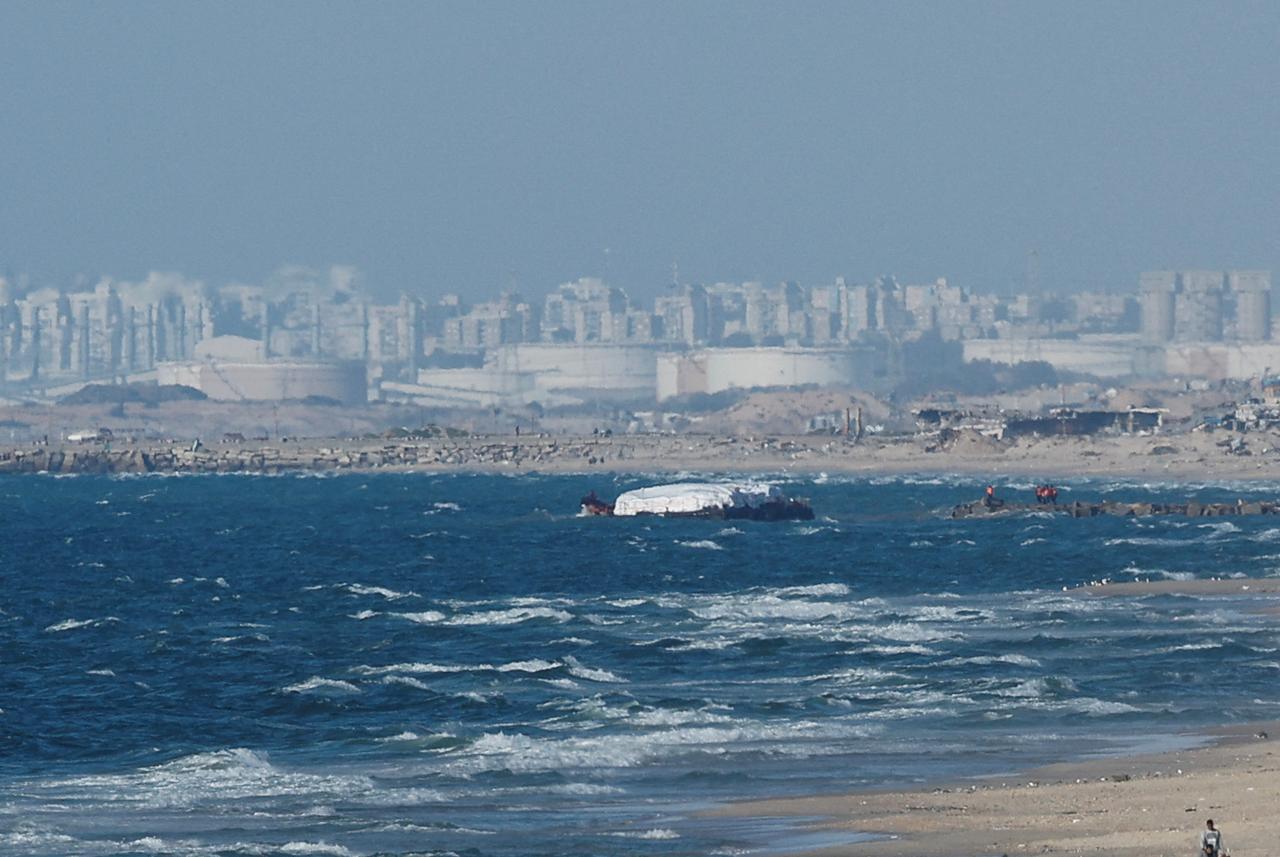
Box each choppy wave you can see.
[43,617,119,633]
[283,677,361,695]
[343,582,418,600]
[9,472,1280,857]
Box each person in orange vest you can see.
[984,484,996,508]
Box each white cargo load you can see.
[611,482,780,517]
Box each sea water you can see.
[2,473,1279,856]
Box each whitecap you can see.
[608,829,680,839]
[280,843,356,856]
[283,677,361,695]
[564,656,624,683]
[345,583,418,600]
[676,539,723,551]
[937,654,1040,668]
[377,731,421,742]
[44,617,119,633]
[497,659,560,673]
[391,611,447,624]
[446,607,572,625]
[776,583,851,597]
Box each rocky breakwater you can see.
[0,436,655,475]
[952,498,1280,519]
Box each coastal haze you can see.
[3,3,1280,857]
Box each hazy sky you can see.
[1,1,1277,300]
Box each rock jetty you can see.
[0,438,637,475]
[952,498,1280,519]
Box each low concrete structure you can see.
[1155,342,1280,380]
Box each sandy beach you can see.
[712,724,1278,857]
[710,576,1280,857]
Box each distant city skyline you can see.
[1,1,1277,300]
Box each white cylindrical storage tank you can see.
[490,344,657,401]
[157,360,368,404]
[700,347,859,394]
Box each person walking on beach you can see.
[1200,818,1223,857]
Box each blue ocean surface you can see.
[2,472,1279,856]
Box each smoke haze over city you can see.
[2,1,1278,300]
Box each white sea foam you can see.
[608,828,679,839]
[997,677,1078,698]
[447,719,876,775]
[391,611,448,624]
[1199,521,1241,535]
[279,843,356,856]
[661,637,735,652]
[806,667,907,683]
[283,677,361,695]
[776,583,851,597]
[937,654,1041,668]
[563,656,624,683]
[353,659,560,675]
[350,609,379,620]
[345,583,417,600]
[87,668,117,676]
[541,678,581,690]
[378,731,422,742]
[1155,641,1224,654]
[863,644,937,655]
[1120,567,1197,581]
[687,594,852,622]
[676,539,723,550]
[0,824,79,850]
[44,617,119,633]
[446,607,573,625]
[381,675,431,690]
[498,659,560,672]
[44,748,379,808]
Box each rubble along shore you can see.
[4,429,1280,479]
[0,435,846,475]
[952,498,1280,518]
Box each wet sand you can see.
[710,580,1280,856]
[712,724,1279,857]
[1079,578,1280,597]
